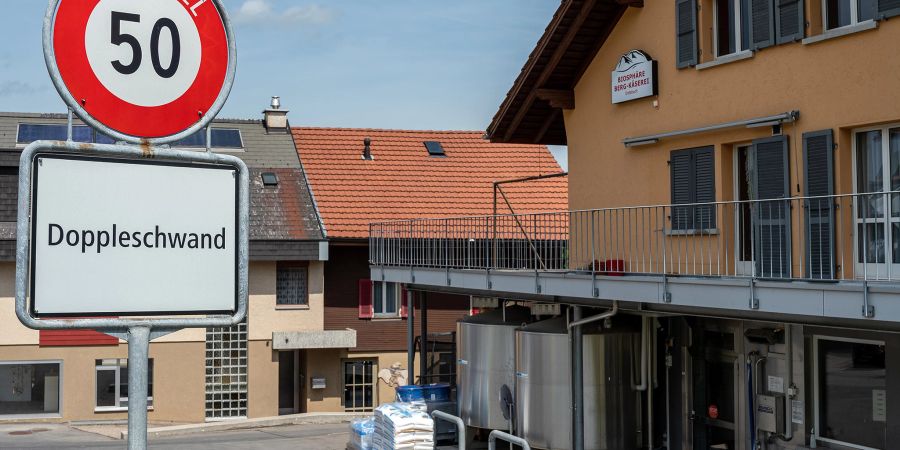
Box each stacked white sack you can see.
[348,417,375,450]
[373,403,435,450]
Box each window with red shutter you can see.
[358,279,374,319]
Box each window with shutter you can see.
[803,130,835,279]
[749,0,775,49]
[775,0,805,43]
[877,0,900,18]
[752,135,791,278]
[676,0,699,68]
[671,146,716,231]
[358,279,374,319]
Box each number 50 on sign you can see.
[46,0,234,143]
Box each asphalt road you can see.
[0,423,351,449]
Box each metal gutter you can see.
[623,110,800,147]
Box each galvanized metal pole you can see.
[127,325,151,450]
[407,290,415,384]
[571,306,584,450]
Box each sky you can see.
[0,0,566,169]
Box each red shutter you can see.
[358,279,374,319]
[400,285,409,318]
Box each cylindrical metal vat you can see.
[456,306,530,431]
[516,317,638,450]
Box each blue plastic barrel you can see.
[396,384,425,402]
[423,383,451,402]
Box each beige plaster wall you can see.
[247,261,325,342]
[563,5,900,278]
[0,342,205,423]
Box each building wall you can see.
[563,4,900,278]
[325,244,469,352]
[304,348,421,413]
[0,258,328,422]
[0,342,205,423]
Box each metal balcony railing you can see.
[370,191,900,283]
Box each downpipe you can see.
[568,302,618,450]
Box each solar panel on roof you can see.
[172,128,243,148]
[424,141,445,156]
[17,124,92,144]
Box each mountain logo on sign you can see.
[615,50,652,73]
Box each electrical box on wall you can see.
[757,394,785,434]
[311,377,326,390]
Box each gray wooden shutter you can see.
[803,130,835,279]
[676,0,698,68]
[775,0,804,43]
[877,0,900,18]
[750,0,775,49]
[693,147,716,229]
[752,135,791,278]
[671,149,693,230]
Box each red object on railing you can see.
[605,259,626,276]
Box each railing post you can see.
[590,211,597,297]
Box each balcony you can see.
[370,192,900,325]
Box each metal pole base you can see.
[127,326,151,450]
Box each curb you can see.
[121,412,369,439]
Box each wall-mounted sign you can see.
[611,50,657,104]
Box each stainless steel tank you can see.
[516,317,638,450]
[456,306,531,431]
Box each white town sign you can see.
[611,50,657,104]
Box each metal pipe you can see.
[623,111,799,147]
[127,326,150,450]
[754,355,768,448]
[632,317,649,391]
[647,320,655,449]
[407,290,415,383]
[571,306,585,450]
[431,410,466,450]
[488,430,531,450]
[784,325,794,440]
[567,302,618,450]
[566,301,619,329]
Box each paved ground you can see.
[0,423,351,449]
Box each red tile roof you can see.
[293,128,568,239]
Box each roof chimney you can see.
[263,96,289,133]
[362,137,372,160]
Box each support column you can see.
[127,326,151,450]
[420,291,428,385]
[407,290,415,384]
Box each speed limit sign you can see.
[44,0,235,143]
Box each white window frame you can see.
[823,0,875,30]
[94,358,153,412]
[713,0,746,57]
[0,360,63,419]
[811,335,886,450]
[372,281,402,318]
[851,123,900,280]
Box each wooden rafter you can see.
[535,89,575,110]
[616,0,643,7]
[502,0,597,142]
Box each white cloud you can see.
[233,0,334,25]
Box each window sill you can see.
[802,20,877,45]
[695,50,753,70]
[95,406,154,413]
[275,305,310,311]
[666,228,720,236]
[371,315,402,321]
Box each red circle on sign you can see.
[52,0,229,138]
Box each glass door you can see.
[854,127,900,279]
[734,145,754,275]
